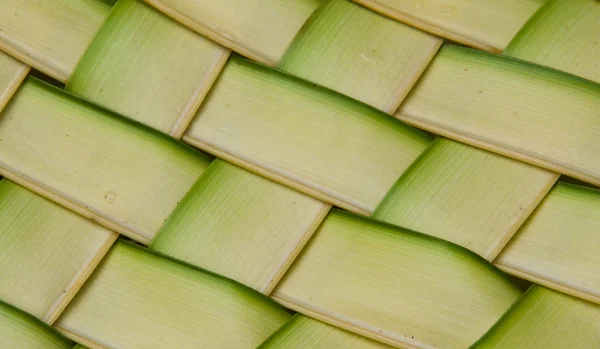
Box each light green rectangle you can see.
[0,0,111,81]
[151,159,329,294]
[374,138,556,260]
[143,0,319,64]
[0,78,211,243]
[472,286,600,348]
[0,180,116,323]
[398,45,600,187]
[279,0,441,113]
[274,210,522,349]
[56,241,290,348]
[0,301,72,349]
[185,56,430,214]
[68,0,229,136]
[496,183,600,304]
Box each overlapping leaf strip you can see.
[0,0,598,348]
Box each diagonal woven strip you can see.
[0,300,72,349]
[272,209,523,348]
[472,286,600,349]
[55,241,291,348]
[352,0,548,52]
[259,314,395,348]
[0,78,211,243]
[0,181,116,324]
[184,55,432,214]
[0,0,599,348]
[67,0,229,137]
[496,182,600,304]
[0,0,111,82]
[397,45,600,187]
[278,0,442,114]
[143,0,320,65]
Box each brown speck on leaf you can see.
[104,191,117,204]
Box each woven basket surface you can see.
[0,0,598,348]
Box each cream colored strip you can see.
[0,51,29,112]
[273,210,522,349]
[150,160,330,294]
[504,0,600,84]
[0,78,210,244]
[0,180,117,324]
[184,56,431,215]
[67,0,229,137]
[397,45,600,187]
[495,183,600,305]
[0,0,111,82]
[55,241,290,349]
[278,0,441,114]
[353,0,546,52]
[374,138,557,260]
[143,0,320,65]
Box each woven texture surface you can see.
[0,0,598,348]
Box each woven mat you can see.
[0,0,598,348]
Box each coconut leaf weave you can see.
[0,0,598,348]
